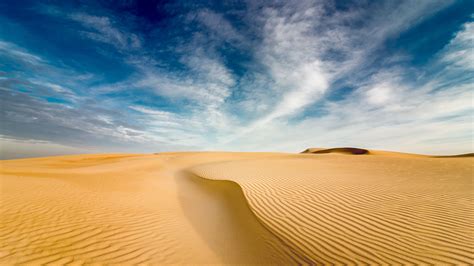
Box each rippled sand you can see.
[1,150,472,264]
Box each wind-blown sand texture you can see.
[1,150,473,264]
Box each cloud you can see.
[0,40,46,65]
[70,13,141,50]
[136,68,231,107]
[232,1,450,125]
[365,85,393,105]
[134,50,235,106]
[223,3,330,136]
[129,105,210,146]
[0,136,91,159]
[439,21,474,70]
[216,2,472,154]
[87,2,473,154]
[192,8,247,47]
[0,85,197,152]
[221,77,472,155]
[219,19,473,154]
[28,80,76,97]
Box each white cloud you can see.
[220,75,472,155]
[360,73,407,108]
[129,105,211,146]
[440,21,474,70]
[227,1,451,136]
[29,80,74,95]
[215,7,473,155]
[193,9,247,46]
[365,85,392,105]
[130,105,176,117]
[0,40,46,65]
[252,4,330,122]
[70,13,141,50]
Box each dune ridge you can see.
[180,171,311,264]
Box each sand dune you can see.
[190,152,474,265]
[1,150,473,264]
[0,152,295,264]
[302,147,370,155]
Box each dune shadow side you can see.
[175,170,301,264]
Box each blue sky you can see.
[0,0,473,158]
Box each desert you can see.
[1,149,472,264]
[2,1,473,265]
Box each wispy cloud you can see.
[217,0,457,145]
[135,52,234,106]
[70,13,141,51]
[439,21,474,71]
[220,18,473,154]
[192,8,247,47]
[0,40,46,65]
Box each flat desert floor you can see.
[0,149,473,265]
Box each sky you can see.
[0,0,473,158]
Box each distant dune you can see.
[433,153,474,158]
[1,149,473,264]
[301,147,370,155]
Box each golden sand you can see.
[1,150,473,264]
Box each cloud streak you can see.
[70,13,142,50]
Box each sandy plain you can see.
[0,149,472,265]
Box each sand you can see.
[1,150,473,264]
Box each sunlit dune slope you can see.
[190,151,474,265]
[1,150,473,265]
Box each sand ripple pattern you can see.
[0,176,184,264]
[190,154,474,265]
[0,153,297,264]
